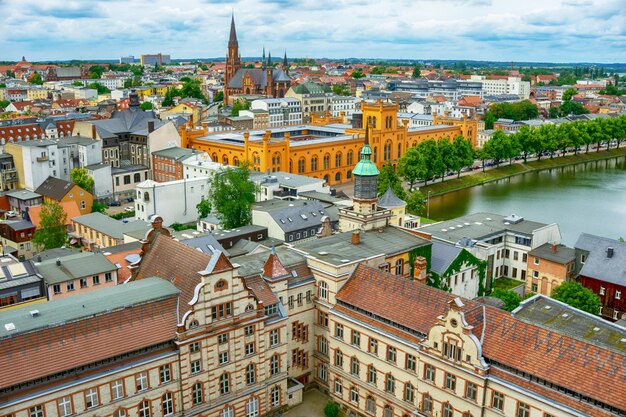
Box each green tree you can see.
[162,88,175,107]
[180,79,207,102]
[483,111,496,129]
[196,197,211,219]
[213,90,224,102]
[87,82,111,95]
[208,165,256,229]
[514,125,535,162]
[405,190,425,215]
[72,81,83,87]
[491,289,522,312]
[89,65,105,79]
[324,402,340,417]
[397,147,426,190]
[351,69,365,79]
[91,201,108,213]
[559,100,589,116]
[551,281,602,315]
[32,202,68,250]
[548,106,559,119]
[438,137,458,180]
[418,139,444,184]
[70,167,94,193]
[452,135,474,178]
[377,162,406,199]
[489,130,515,166]
[0,83,5,88]
[139,102,153,111]
[562,87,578,102]
[231,99,250,116]
[331,84,350,96]
[411,64,421,78]
[6,70,15,78]
[0,100,9,109]
[29,72,44,85]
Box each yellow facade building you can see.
[180,101,477,185]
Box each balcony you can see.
[36,155,49,162]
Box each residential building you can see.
[249,171,330,201]
[0,219,36,260]
[134,178,210,225]
[0,254,45,309]
[33,251,118,300]
[57,135,103,168]
[397,112,434,128]
[4,189,42,216]
[330,96,360,118]
[0,153,18,191]
[285,82,334,122]
[0,124,45,144]
[70,212,150,250]
[160,101,205,127]
[251,199,339,243]
[525,243,576,296]
[388,78,484,100]
[140,53,171,66]
[470,75,531,99]
[112,165,150,201]
[182,154,223,178]
[34,176,93,215]
[85,162,113,199]
[27,201,81,233]
[223,16,291,102]
[575,233,626,321]
[4,139,72,190]
[429,240,485,299]
[152,146,201,182]
[250,98,303,127]
[418,212,562,289]
[181,101,477,185]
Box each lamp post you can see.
[427,190,432,219]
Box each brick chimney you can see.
[551,243,557,254]
[351,229,361,245]
[413,256,427,282]
[148,121,155,133]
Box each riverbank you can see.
[419,146,626,196]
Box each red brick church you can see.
[223,15,291,103]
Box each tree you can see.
[377,162,405,199]
[559,100,589,116]
[411,64,421,78]
[351,69,365,79]
[551,281,602,315]
[397,147,426,190]
[196,197,211,219]
[72,81,83,87]
[6,70,15,78]
[89,65,105,79]
[452,135,474,177]
[562,87,578,102]
[417,139,443,185]
[91,201,107,213]
[87,82,111,95]
[324,402,340,417]
[0,100,9,109]
[231,99,250,116]
[70,167,94,193]
[208,165,256,229]
[331,84,350,96]
[489,130,515,166]
[180,79,207,103]
[32,202,68,250]
[491,289,522,312]
[438,138,458,181]
[162,88,175,107]
[548,106,559,119]
[483,111,497,129]
[29,72,43,85]
[140,102,153,111]
[213,90,224,102]
[405,190,425,215]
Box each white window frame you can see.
[86,387,99,408]
[112,379,124,400]
[246,397,259,417]
[58,396,72,417]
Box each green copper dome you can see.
[352,125,379,177]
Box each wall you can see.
[135,177,210,225]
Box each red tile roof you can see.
[262,248,289,279]
[0,124,44,142]
[245,275,279,307]
[28,201,81,228]
[336,264,626,412]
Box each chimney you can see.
[56,258,61,266]
[148,121,155,133]
[91,124,96,139]
[351,229,361,245]
[413,256,427,282]
[551,243,557,254]
[607,247,614,258]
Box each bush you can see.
[111,211,135,220]
[491,288,522,312]
[170,222,196,231]
[324,401,340,417]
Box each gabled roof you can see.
[228,68,291,89]
[34,176,81,201]
[262,247,290,279]
[430,240,464,275]
[378,187,406,208]
[28,201,81,228]
[244,275,279,307]
[575,233,626,285]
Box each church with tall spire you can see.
[223,14,292,103]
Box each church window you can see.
[347,150,353,165]
[311,156,318,171]
[373,147,378,162]
[335,153,342,167]
[323,154,330,170]
[335,172,341,182]
[298,158,305,174]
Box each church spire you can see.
[267,51,272,68]
[262,46,266,69]
[229,13,238,46]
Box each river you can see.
[427,156,626,246]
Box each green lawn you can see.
[493,277,524,291]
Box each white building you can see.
[249,171,330,201]
[86,163,113,199]
[470,76,531,100]
[182,154,224,179]
[329,96,360,117]
[58,136,102,168]
[134,178,210,225]
[250,98,302,127]
[397,113,433,128]
[406,101,432,115]
[4,140,72,190]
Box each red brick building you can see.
[151,146,200,182]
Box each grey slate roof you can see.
[0,220,35,231]
[234,246,307,277]
[34,252,117,284]
[0,277,179,338]
[34,247,80,262]
[228,69,290,89]
[528,243,575,265]
[5,190,41,201]
[34,176,76,201]
[575,233,626,285]
[179,234,229,257]
[250,171,324,189]
[253,199,338,233]
[72,212,149,240]
[430,241,463,276]
[89,108,160,138]
[152,146,199,161]
[378,187,406,208]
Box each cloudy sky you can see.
[1,0,625,63]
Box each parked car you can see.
[109,201,121,206]
[126,197,134,203]
[5,211,17,218]
[473,165,480,170]
[125,206,134,212]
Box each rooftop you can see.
[72,212,149,240]
[250,171,325,189]
[576,233,626,285]
[529,243,575,264]
[33,252,117,284]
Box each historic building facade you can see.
[180,101,477,185]
[223,16,291,103]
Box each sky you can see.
[1,0,625,63]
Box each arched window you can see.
[335,153,342,167]
[289,159,293,172]
[346,170,352,179]
[222,155,229,165]
[385,374,395,393]
[233,156,239,166]
[335,172,341,182]
[319,281,328,300]
[347,150,353,165]
[323,154,330,170]
[246,397,259,417]
[270,386,280,408]
[397,142,402,158]
[138,401,150,417]
[335,349,343,366]
[311,156,318,171]
[323,174,329,183]
[366,396,376,414]
[298,158,306,173]
[373,147,377,162]
[192,383,203,405]
[422,394,433,413]
[162,393,173,416]
[367,364,377,384]
[212,153,218,161]
[384,141,392,161]
[144,192,150,202]
[395,259,404,276]
[383,405,393,417]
